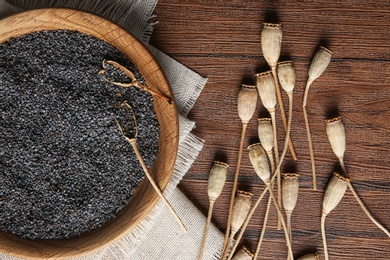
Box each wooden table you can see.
[151,1,390,259]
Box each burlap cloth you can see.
[0,1,224,259]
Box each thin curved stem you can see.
[253,192,272,260]
[271,67,297,160]
[339,158,347,176]
[303,79,313,107]
[338,159,389,238]
[227,171,280,260]
[226,187,269,260]
[286,212,292,244]
[252,150,275,259]
[270,111,280,168]
[129,139,187,232]
[115,106,185,231]
[270,110,282,230]
[274,93,293,175]
[222,231,237,260]
[222,123,248,253]
[253,149,275,260]
[198,200,215,260]
[303,80,317,190]
[321,213,329,260]
[267,184,294,260]
[347,182,390,237]
[101,59,172,104]
[266,151,275,174]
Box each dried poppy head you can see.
[199,161,229,260]
[277,61,296,94]
[308,46,332,83]
[208,161,229,202]
[303,47,332,190]
[321,172,349,260]
[257,118,274,153]
[261,23,282,69]
[231,246,254,260]
[248,143,271,184]
[231,190,253,235]
[297,253,319,260]
[326,116,346,162]
[282,173,299,215]
[322,172,349,216]
[237,84,258,124]
[255,71,276,112]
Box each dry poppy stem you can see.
[222,122,247,254]
[256,71,283,230]
[258,118,274,169]
[253,125,275,260]
[274,61,296,179]
[223,85,257,254]
[303,47,332,190]
[274,92,293,176]
[321,172,349,260]
[229,143,273,260]
[129,140,186,233]
[302,101,316,189]
[269,111,281,169]
[261,23,297,161]
[271,67,297,161]
[286,212,292,244]
[253,192,272,260]
[266,183,294,260]
[347,181,390,238]
[227,173,293,260]
[222,191,253,260]
[267,151,275,174]
[226,182,269,260]
[339,159,347,177]
[115,102,186,233]
[320,213,329,260]
[282,173,299,248]
[270,110,282,230]
[252,164,274,260]
[278,61,296,165]
[198,200,215,260]
[99,59,172,104]
[198,161,228,260]
[325,117,389,237]
[222,101,249,254]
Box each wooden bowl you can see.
[0,8,179,259]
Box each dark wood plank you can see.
[152,1,390,259]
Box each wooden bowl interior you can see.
[0,8,178,259]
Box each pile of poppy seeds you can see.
[0,30,160,239]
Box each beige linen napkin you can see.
[0,0,224,259]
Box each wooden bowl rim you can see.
[0,8,179,259]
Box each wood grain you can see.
[151,1,390,259]
[0,8,178,259]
